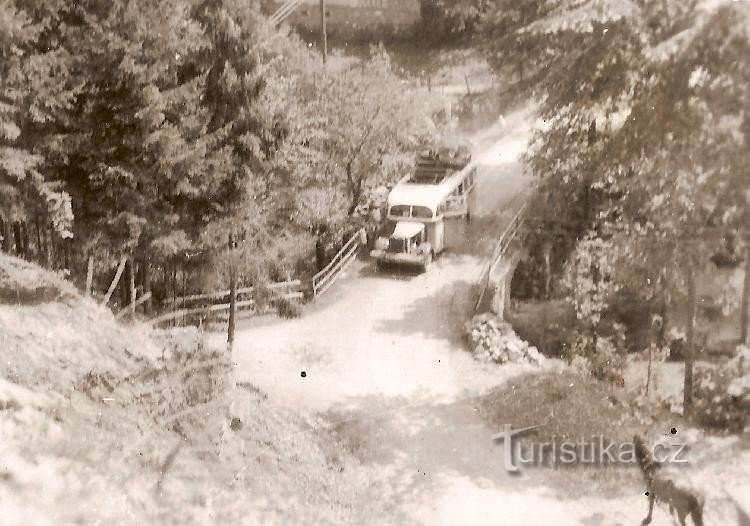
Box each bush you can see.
[506,299,575,357]
[465,313,545,365]
[567,330,627,384]
[275,297,303,319]
[694,345,750,432]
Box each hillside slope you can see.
[0,255,386,525]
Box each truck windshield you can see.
[412,206,433,219]
[388,205,434,219]
[390,205,411,217]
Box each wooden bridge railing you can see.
[312,228,365,298]
[474,201,528,313]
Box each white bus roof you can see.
[388,161,474,214]
[387,183,447,212]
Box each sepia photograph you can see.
[1,0,749,524]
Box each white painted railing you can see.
[474,202,528,312]
[312,228,365,298]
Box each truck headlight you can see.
[375,237,389,250]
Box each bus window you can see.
[390,205,411,217]
[412,206,434,219]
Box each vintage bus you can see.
[370,147,476,271]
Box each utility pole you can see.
[319,0,327,65]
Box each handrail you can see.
[474,201,528,312]
[312,228,364,297]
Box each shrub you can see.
[506,299,575,357]
[275,297,303,319]
[694,345,750,432]
[566,328,627,384]
[465,313,545,365]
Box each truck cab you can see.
[371,220,434,271]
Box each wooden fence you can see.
[145,228,366,327]
[149,279,303,326]
[474,202,528,313]
[312,228,366,298]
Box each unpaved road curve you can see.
[228,107,668,525]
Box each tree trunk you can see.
[171,259,177,327]
[741,246,750,345]
[0,217,6,252]
[12,222,22,256]
[315,231,326,272]
[543,241,552,299]
[683,266,697,416]
[119,263,128,308]
[645,346,654,397]
[0,218,10,253]
[62,237,70,271]
[346,163,362,216]
[19,222,29,258]
[141,257,152,315]
[35,218,43,262]
[46,224,54,268]
[129,257,137,316]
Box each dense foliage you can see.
[482,1,750,374]
[0,0,437,306]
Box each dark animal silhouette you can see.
[634,434,704,526]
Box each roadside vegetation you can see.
[2,0,749,522]
[0,0,442,316]
[474,0,750,427]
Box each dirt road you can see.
[229,107,667,525]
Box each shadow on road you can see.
[372,274,477,343]
[323,387,645,522]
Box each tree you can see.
[482,0,750,404]
[0,0,73,242]
[263,44,437,254]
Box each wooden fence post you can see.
[227,234,238,351]
[85,256,94,297]
[102,257,127,306]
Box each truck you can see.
[370,143,476,271]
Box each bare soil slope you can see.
[0,255,389,525]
